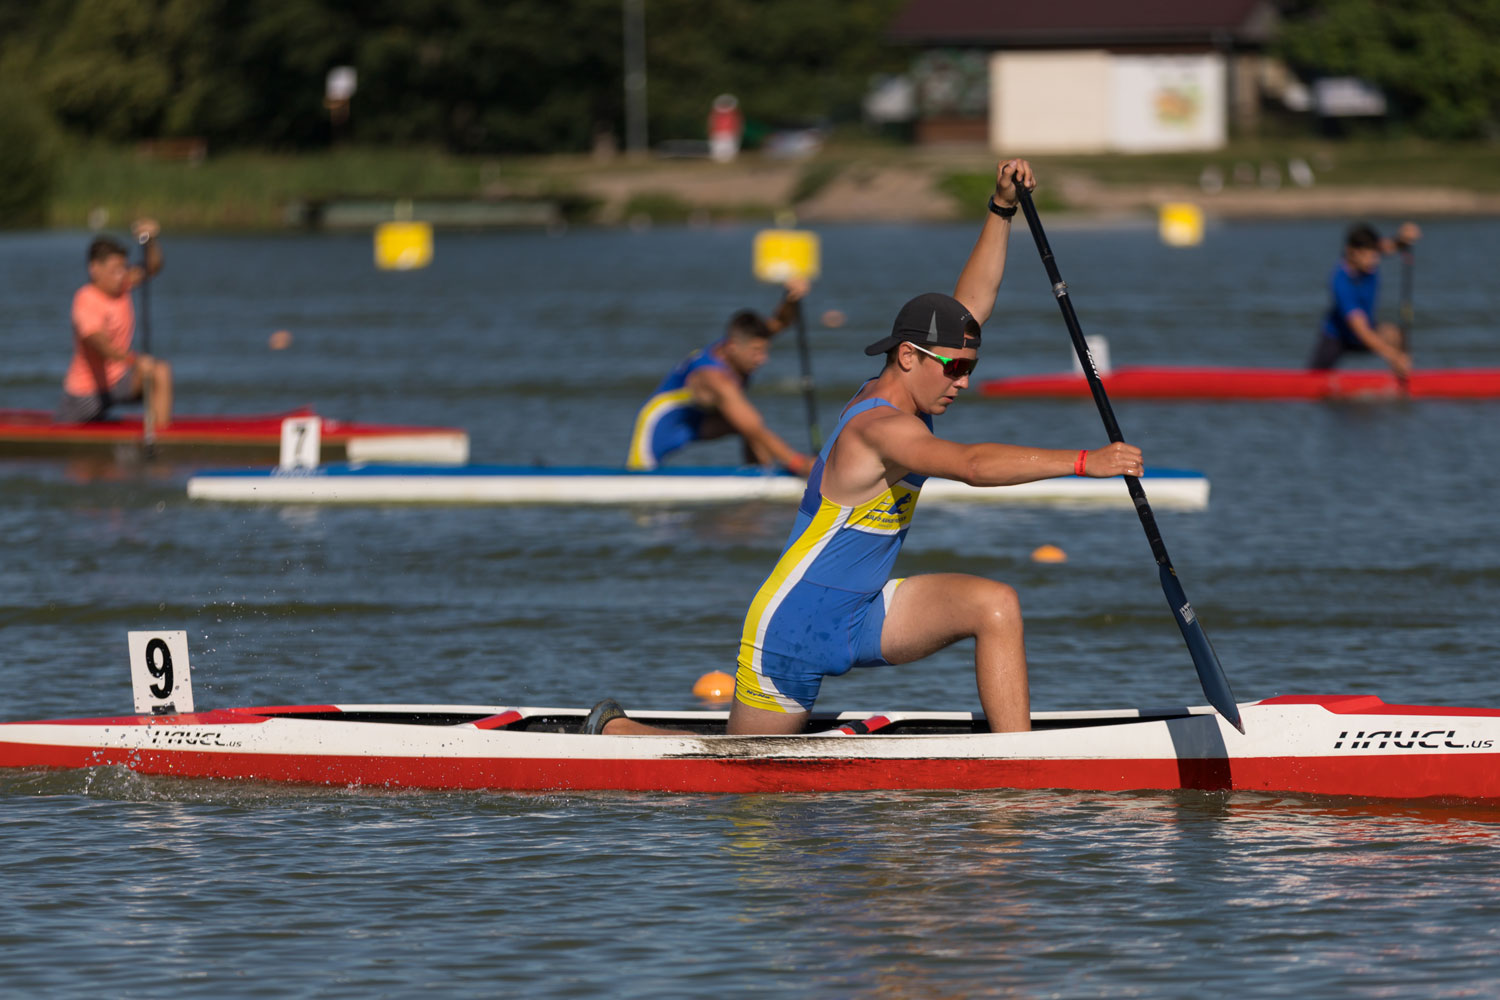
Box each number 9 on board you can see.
[128,630,195,715]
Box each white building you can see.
[890,0,1280,153]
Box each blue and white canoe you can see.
[186,464,1209,509]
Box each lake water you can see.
[3,215,1499,998]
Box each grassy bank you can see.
[49,144,565,230]
[1035,138,1500,191]
[44,137,1500,231]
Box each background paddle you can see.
[1014,185,1244,733]
[790,294,822,451]
[136,230,155,453]
[1398,241,1414,352]
[753,228,823,451]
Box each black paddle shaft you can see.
[1399,248,1414,351]
[1014,185,1243,733]
[792,299,823,452]
[136,232,152,356]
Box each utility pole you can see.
[623,0,648,157]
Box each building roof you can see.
[891,0,1278,48]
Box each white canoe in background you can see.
[186,464,1210,509]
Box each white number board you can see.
[128,630,195,715]
[280,416,322,470]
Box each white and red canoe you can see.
[978,367,1500,401]
[185,463,1210,509]
[0,408,469,464]
[4,695,1498,799]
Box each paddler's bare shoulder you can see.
[843,397,927,448]
[828,398,930,492]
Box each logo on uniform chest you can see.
[848,484,920,534]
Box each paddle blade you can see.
[1158,563,1244,734]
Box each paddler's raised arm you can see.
[952,158,1035,326]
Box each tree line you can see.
[1274,0,1500,140]
[0,0,905,154]
[2,0,1498,226]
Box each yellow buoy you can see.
[752,229,820,283]
[692,670,735,704]
[1031,544,1067,564]
[374,221,434,270]
[1158,203,1203,247]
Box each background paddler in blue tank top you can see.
[1308,220,1420,376]
[582,159,1143,738]
[627,280,815,476]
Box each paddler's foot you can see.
[580,699,696,736]
[582,698,628,735]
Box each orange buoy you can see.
[269,330,293,350]
[692,670,735,703]
[821,309,846,328]
[1031,544,1067,564]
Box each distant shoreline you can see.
[44,140,1500,232]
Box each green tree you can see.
[0,0,910,153]
[0,82,60,227]
[644,0,907,141]
[1277,0,1500,139]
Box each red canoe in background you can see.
[978,367,1500,401]
[0,407,469,464]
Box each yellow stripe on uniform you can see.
[626,388,695,470]
[734,497,849,712]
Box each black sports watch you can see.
[987,196,1017,220]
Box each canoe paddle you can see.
[1398,243,1414,353]
[792,294,823,451]
[136,230,155,454]
[1013,185,1244,734]
[752,228,824,452]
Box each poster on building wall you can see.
[1109,55,1225,151]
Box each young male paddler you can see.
[1307,221,1421,376]
[56,221,173,429]
[584,159,1143,737]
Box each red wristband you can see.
[1074,449,1088,476]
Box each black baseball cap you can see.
[864,292,982,356]
[1345,222,1380,250]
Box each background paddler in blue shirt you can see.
[1309,220,1421,377]
[627,279,815,476]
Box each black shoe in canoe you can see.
[582,699,627,735]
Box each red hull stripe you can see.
[5,743,1499,799]
[0,409,462,445]
[978,367,1500,401]
[1258,694,1500,717]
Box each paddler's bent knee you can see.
[975,579,1021,628]
[727,696,808,736]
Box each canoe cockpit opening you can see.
[246,707,1201,736]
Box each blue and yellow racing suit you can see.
[735,396,931,712]
[627,342,738,469]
